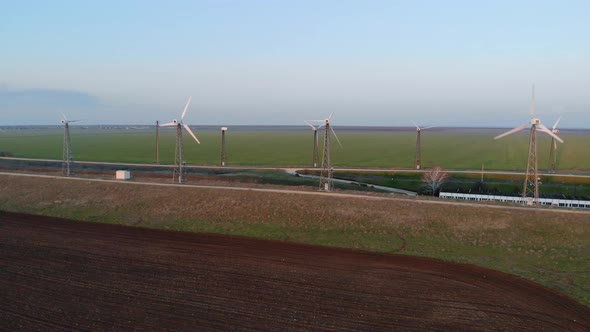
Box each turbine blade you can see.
[494,123,529,140]
[61,112,68,121]
[160,121,177,127]
[330,126,343,148]
[538,123,564,143]
[421,125,436,130]
[181,96,192,120]
[552,116,562,131]
[328,112,334,121]
[530,85,535,117]
[184,124,201,144]
[304,120,317,129]
[411,120,419,129]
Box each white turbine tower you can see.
[547,116,562,173]
[155,120,160,164]
[303,120,325,168]
[412,121,435,170]
[494,86,564,205]
[160,97,201,183]
[60,113,80,176]
[306,113,342,191]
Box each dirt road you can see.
[1,211,588,331]
[1,172,589,216]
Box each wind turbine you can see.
[494,86,564,205]
[306,113,342,191]
[220,127,228,166]
[412,121,435,170]
[303,120,325,168]
[160,97,201,183]
[155,120,160,164]
[547,116,562,173]
[60,113,80,176]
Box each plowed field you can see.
[1,211,588,331]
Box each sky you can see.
[1,0,589,128]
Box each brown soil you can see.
[1,212,588,331]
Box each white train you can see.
[439,192,590,209]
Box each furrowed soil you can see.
[1,173,590,307]
[2,211,589,331]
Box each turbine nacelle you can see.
[160,97,200,144]
[60,113,80,125]
[551,116,562,134]
[411,120,434,132]
[304,112,342,148]
[415,126,435,132]
[494,88,563,144]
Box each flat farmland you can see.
[1,127,589,170]
[2,212,589,331]
[1,174,589,306]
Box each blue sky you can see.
[1,0,589,127]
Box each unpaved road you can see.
[1,171,589,216]
[1,212,588,331]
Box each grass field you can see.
[1,127,589,171]
[1,174,589,306]
[327,171,590,196]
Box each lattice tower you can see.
[155,121,160,164]
[547,137,557,173]
[319,121,333,191]
[62,122,73,176]
[312,128,319,168]
[220,128,227,166]
[173,123,185,183]
[523,125,539,205]
[415,129,422,170]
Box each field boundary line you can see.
[2,157,590,178]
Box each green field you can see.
[326,171,590,196]
[1,174,589,306]
[1,127,590,171]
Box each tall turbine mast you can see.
[523,122,539,204]
[62,121,73,176]
[412,121,434,170]
[494,86,564,206]
[220,127,228,166]
[174,123,185,182]
[547,116,562,173]
[319,119,333,191]
[160,97,201,183]
[60,113,80,176]
[155,120,160,164]
[304,120,324,168]
[523,86,539,204]
[307,113,342,191]
[415,127,421,170]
